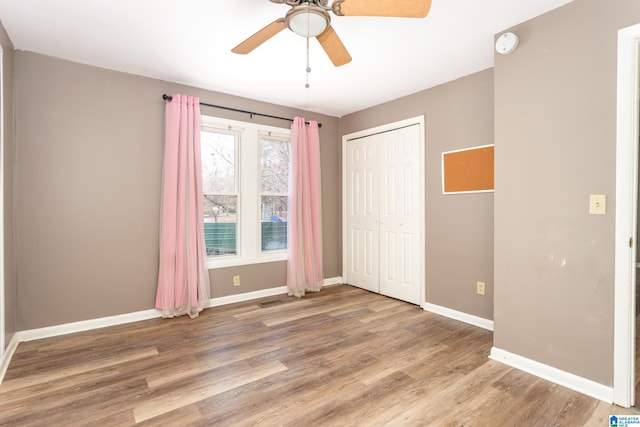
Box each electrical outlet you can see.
[589,194,606,215]
[233,275,240,287]
[476,281,485,295]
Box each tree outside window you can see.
[260,135,289,251]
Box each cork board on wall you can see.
[442,144,494,194]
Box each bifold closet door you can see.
[377,125,421,304]
[345,135,379,293]
[345,124,422,305]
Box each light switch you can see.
[589,194,606,215]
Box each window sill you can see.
[206,252,287,270]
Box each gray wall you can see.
[13,51,340,330]
[340,69,495,320]
[1,22,15,348]
[493,0,640,386]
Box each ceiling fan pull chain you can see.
[305,34,311,88]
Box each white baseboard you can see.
[208,286,289,307]
[16,309,163,343]
[0,333,20,384]
[322,277,343,286]
[0,277,343,385]
[18,277,344,341]
[489,347,614,403]
[208,277,343,307]
[422,302,494,331]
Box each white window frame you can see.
[201,115,290,269]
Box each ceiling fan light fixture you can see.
[285,6,329,37]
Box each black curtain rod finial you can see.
[161,94,322,128]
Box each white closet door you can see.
[345,136,379,293]
[378,125,421,304]
[344,122,422,305]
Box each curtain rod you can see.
[162,94,322,128]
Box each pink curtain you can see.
[156,94,210,318]
[287,117,323,297]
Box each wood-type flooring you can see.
[0,284,637,426]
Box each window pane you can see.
[204,195,237,256]
[260,138,289,194]
[201,131,236,194]
[261,195,287,251]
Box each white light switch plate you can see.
[589,194,606,215]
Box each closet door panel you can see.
[345,138,379,293]
[379,126,421,304]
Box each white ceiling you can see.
[0,0,575,117]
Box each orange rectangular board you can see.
[442,145,494,194]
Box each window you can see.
[201,116,290,268]
[260,134,289,252]
[201,128,238,257]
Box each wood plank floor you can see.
[0,284,637,426]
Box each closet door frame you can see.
[342,116,425,305]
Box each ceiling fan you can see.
[231,0,432,67]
